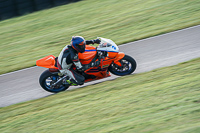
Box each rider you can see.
[57,36,101,85]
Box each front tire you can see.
[39,70,69,93]
[108,55,137,76]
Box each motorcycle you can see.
[36,37,137,93]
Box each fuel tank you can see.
[78,45,97,64]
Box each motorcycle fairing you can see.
[78,45,125,79]
[113,52,125,67]
[85,66,111,79]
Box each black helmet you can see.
[71,36,86,53]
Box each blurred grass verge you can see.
[0,58,200,132]
[0,0,200,74]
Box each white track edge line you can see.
[1,24,200,76]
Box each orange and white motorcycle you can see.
[36,37,136,93]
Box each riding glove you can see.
[94,39,101,44]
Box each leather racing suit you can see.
[57,40,98,85]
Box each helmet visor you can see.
[76,41,85,53]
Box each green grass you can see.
[0,58,200,133]
[0,0,200,74]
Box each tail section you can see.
[36,55,58,69]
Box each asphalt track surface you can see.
[1,25,200,107]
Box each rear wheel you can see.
[39,70,69,93]
[108,55,136,76]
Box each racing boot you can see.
[63,76,78,86]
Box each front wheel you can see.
[108,55,137,76]
[39,70,69,93]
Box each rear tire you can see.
[108,55,136,76]
[39,70,69,93]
